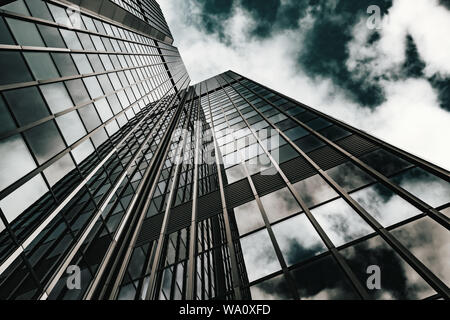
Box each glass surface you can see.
[24,120,66,164]
[225,164,246,184]
[284,126,308,141]
[71,53,93,74]
[43,154,75,187]
[94,98,113,122]
[0,134,36,191]
[71,139,94,164]
[240,229,281,282]
[2,0,29,15]
[0,17,15,45]
[40,82,73,113]
[65,79,90,105]
[272,213,327,266]
[0,174,48,224]
[326,161,375,192]
[51,53,78,77]
[319,125,351,141]
[360,149,413,177]
[293,174,338,208]
[259,187,301,223]
[391,217,449,286]
[47,3,72,26]
[295,133,326,153]
[83,76,103,100]
[271,144,298,164]
[3,86,50,126]
[0,96,16,135]
[310,198,373,247]
[305,117,332,130]
[250,274,293,300]
[25,0,53,21]
[6,18,44,47]
[292,255,358,300]
[340,235,434,299]
[37,25,65,48]
[233,200,264,235]
[88,54,104,73]
[391,167,450,208]
[24,52,59,80]
[60,30,82,50]
[351,183,421,227]
[0,51,33,85]
[246,154,274,175]
[77,32,94,50]
[78,103,101,132]
[56,111,87,145]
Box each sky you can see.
[159,0,450,170]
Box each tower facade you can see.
[0,0,449,300]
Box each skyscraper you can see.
[0,0,448,301]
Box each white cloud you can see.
[159,0,450,170]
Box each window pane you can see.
[6,18,44,47]
[40,82,73,113]
[51,53,78,77]
[351,183,421,227]
[56,111,87,145]
[65,79,90,105]
[83,76,103,100]
[0,96,16,135]
[78,103,101,132]
[305,117,332,130]
[293,174,338,208]
[233,200,264,236]
[294,135,325,153]
[326,161,375,192]
[24,52,59,80]
[284,126,308,141]
[0,51,33,85]
[60,29,82,50]
[0,17,15,45]
[0,134,36,190]
[1,0,29,15]
[71,53,93,74]
[47,3,72,26]
[77,32,94,50]
[391,217,449,286]
[340,236,434,299]
[0,174,48,223]
[3,86,50,126]
[225,164,246,184]
[240,228,281,283]
[292,255,358,300]
[94,98,113,122]
[246,154,274,175]
[360,149,413,177]
[260,187,301,223]
[250,274,293,300]
[71,139,94,164]
[319,125,351,141]
[25,0,53,21]
[310,198,373,247]
[272,213,327,266]
[43,154,75,187]
[37,25,65,48]
[391,167,450,208]
[24,120,66,164]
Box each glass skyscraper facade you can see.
[0,0,449,301]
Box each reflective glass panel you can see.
[319,125,351,141]
[60,29,82,50]
[0,17,15,45]
[326,161,375,192]
[56,111,87,145]
[37,25,65,48]
[40,82,73,113]
[292,255,358,300]
[391,217,450,286]
[24,120,66,164]
[250,274,293,300]
[351,183,421,227]
[293,174,338,208]
[0,51,33,85]
[246,154,274,176]
[94,98,113,122]
[71,53,93,73]
[43,154,75,187]
[310,198,373,247]
[51,53,78,77]
[78,103,101,132]
[295,135,325,153]
[24,52,59,80]
[3,86,49,126]
[225,164,246,184]
[391,167,450,208]
[0,96,15,134]
[272,214,327,266]
[260,187,301,223]
[360,149,413,177]
[233,200,264,235]
[83,76,103,100]
[240,229,281,282]
[340,236,434,299]
[6,18,44,47]
[0,174,48,223]
[65,79,90,105]
[71,139,94,164]
[0,134,36,190]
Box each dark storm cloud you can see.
[429,76,450,112]
[191,0,235,40]
[402,35,426,78]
